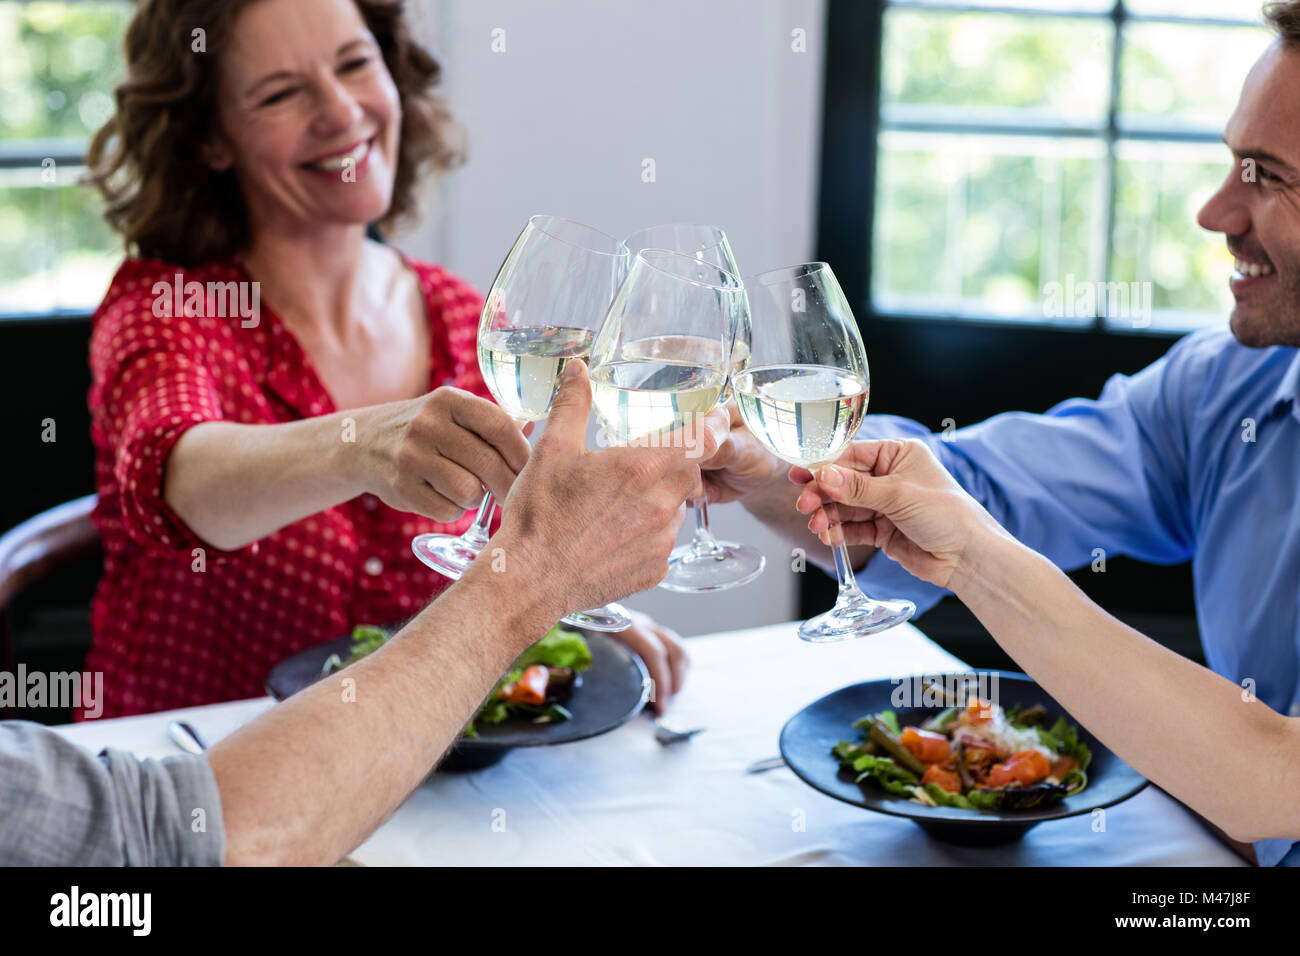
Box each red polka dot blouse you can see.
[84,255,496,719]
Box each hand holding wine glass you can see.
[356,386,531,521]
[792,438,1004,592]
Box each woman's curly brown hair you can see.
[84,0,465,266]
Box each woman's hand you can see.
[612,610,688,714]
[355,387,532,521]
[796,439,1010,591]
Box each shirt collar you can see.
[1269,348,1300,422]
[228,257,335,419]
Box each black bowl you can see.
[779,672,1148,845]
[267,628,650,771]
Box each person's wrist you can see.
[458,527,566,639]
[948,522,1024,607]
[330,406,376,498]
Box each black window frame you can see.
[818,0,1265,341]
[0,0,135,324]
[803,0,1220,628]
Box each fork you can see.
[652,715,706,745]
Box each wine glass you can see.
[411,214,634,632]
[588,251,743,599]
[735,262,915,643]
[621,224,765,592]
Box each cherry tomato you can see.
[900,726,951,764]
[987,749,1051,788]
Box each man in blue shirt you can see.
[703,3,1300,866]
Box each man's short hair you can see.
[1266,1,1300,47]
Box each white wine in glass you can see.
[477,325,595,422]
[590,361,726,444]
[733,365,869,468]
[736,262,914,643]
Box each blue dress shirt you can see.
[854,327,1299,866]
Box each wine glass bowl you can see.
[737,262,915,642]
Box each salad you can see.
[832,694,1091,811]
[324,623,593,736]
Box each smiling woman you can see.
[84,0,463,266]
[71,0,693,719]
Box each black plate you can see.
[267,628,651,771]
[779,672,1148,845]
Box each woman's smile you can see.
[300,135,377,179]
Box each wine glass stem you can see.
[688,496,722,556]
[821,497,866,602]
[463,490,496,549]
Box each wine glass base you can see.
[798,596,915,644]
[658,542,766,593]
[562,603,633,632]
[411,533,483,581]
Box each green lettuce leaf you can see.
[857,709,901,735]
[1041,716,1092,771]
[514,625,593,671]
[849,753,918,797]
[966,788,1004,811]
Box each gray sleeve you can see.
[0,721,225,866]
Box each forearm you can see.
[954,531,1300,844]
[208,547,556,866]
[164,413,369,550]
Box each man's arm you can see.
[204,361,722,865]
[704,333,1203,613]
[207,360,722,865]
[207,551,556,865]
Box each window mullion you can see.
[1095,0,1126,332]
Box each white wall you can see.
[397,0,828,636]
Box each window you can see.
[0,1,133,317]
[869,0,1269,332]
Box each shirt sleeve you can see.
[0,721,226,866]
[90,262,242,556]
[853,331,1203,614]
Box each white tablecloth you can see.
[52,621,1243,866]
